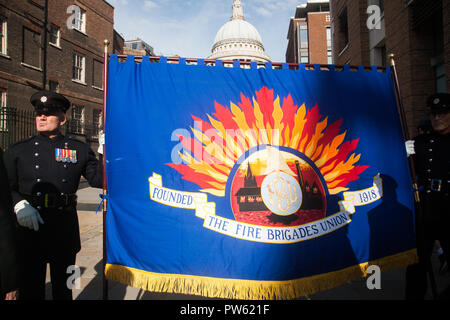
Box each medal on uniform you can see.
[55,147,77,163]
[55,148,62,162]
[61,148,67,163]
[71,150,77,163]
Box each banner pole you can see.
[102,39,110,301]
[388,54,421,201]
[388,54,437,300]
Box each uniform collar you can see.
[36,133,65,142]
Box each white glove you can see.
[98,130,105,155]
[14,200,44,231]
[405,140,415,156]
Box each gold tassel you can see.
[105,249,417,300]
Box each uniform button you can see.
[35,165,40,169]
[37,206,42,210]
[35,142,39,146]
[34,153,39,157]
[36,192,41,196]
[63,164,68,168]
[430,140,434,143]
[427,169,431,173]
[37,178,42,182]
[428,158,433,162]
[62,178,67,183]
[428,149,433,152]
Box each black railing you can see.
[0,107,36,150]
[0,107,101,150]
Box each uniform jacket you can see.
[3,134,103,257]
[413,131,450,222]
[0,147,21,294]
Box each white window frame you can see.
[72,53,86,84]
[299,25,309,49]
[327,50,333,65]
[92,59,104,90]
[0,88,6,108]
[71,104,85,134]
[0,17,7,55]
[0,89,7,132]
[49,23,61,47]
[74,7,86,33]
[92,109,102,138]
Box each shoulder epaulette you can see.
[6,136,35,149]
[66,135,88,145]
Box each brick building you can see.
[0,0,122,147]
[286,0,332,64]
[330,0,449,137]
[123,38,154,56]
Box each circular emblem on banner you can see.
[228,146,327,227]
[261,172,302,216]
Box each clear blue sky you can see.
[108,0,306,63]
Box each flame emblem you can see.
[167,87,368,226]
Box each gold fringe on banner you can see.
[105,249,417,300]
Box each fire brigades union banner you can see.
[104,56,417,299]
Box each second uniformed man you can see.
[405,92,450,300]
[3,91,103,300]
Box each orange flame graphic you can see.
[167,87,368,197]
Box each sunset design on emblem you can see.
[167,87,368,225]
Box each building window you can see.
[326,15,330,22]
[72,53,85,83]
[299,25,308,49]
[0,88,7,132]
[326,26,332,49]
[0,17,7,55]
[300,56,309,64]
[92,60,103,89]
[92,109,102,138]
[435,64,446,93]
[327,50,333,65]
[338,7,349,52]
[73,6,86,33]
[23,27,41,68]
[431,8,445,92]
[0,88,5,107]
[49,24,60,47]
[70,105,84,134]
[49,80,59,92]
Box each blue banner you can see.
[104,56,417,299]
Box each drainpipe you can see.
[42,0,48,90]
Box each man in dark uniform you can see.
[3,91,103,300]
[0,147,20,300]
[405,92,450,300]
